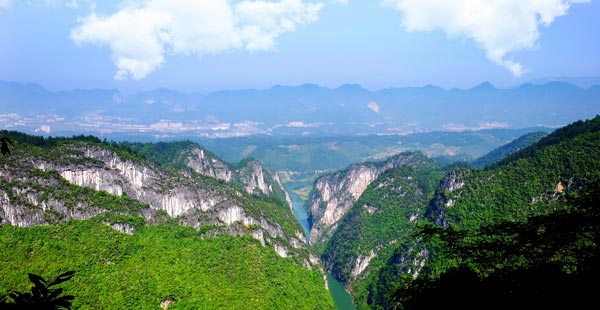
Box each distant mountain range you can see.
[1,80,599,138]
[529,76,600,89]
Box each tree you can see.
[0,137,14,156]
[1,271,75,309]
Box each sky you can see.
[1,0,599,93]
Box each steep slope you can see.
[320,157,442,304]
[428,116,600,230]
[472,131,548,168]
[122,141,291,208]
[0,132,334,308]
[0,132,306,260]
[370,116,600,309]
[308,152,429,248]
[0,221,334,309]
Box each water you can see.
[287,181,311,241]
[284,182,356,310]
[327,273,357,310]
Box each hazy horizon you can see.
[3,77,600,95]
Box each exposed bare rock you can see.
[351,250,376,278]
[187,148,233,182]
[0,140,312,267]
[425,170,468,227]
[185,147,292,209]
[308,152,428,245]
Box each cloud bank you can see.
[71,0,323,80]
[382,0,589,76]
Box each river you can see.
[285,182,356,310]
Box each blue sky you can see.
[1,0,599,92]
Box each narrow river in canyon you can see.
[286,182,356,310]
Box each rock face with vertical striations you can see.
[317,154,442,303]
[308,152,431,247]
[0,135,308,263]
[126,141,290,208]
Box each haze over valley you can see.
[2,80,599,139]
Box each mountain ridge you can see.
[2,80,599,137]
[301,115,600,309]
[0,131,309,262]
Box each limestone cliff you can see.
[159,143,290,208]
[0,138,308,263]
[424,170,467,227]
[316,153,442,307]
[308,152,430,246]
[186,147,233,182]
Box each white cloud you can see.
[381,0,589,76]
[0,0,12,10]
[71,0,323,80]
[332,0,349,4]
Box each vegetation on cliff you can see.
[388,116,600,309]
[0,220,334,309]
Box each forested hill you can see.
[472,131,548,168]
[0,131,333,309]
[430,115,600,229]
[388,115,600,309]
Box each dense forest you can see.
[0,220,334,309]
[370,116,600,309]
[319,155,443,308]
[0,131,334,309]
[1,115,598,309]
[472,131,548,168]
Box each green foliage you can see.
[121,140,212,171]
[472,131,547,168]
[320,156,443,308]
[0,137,14,156]
[496,116,600,166]
[383,116,600,309]
[0,130,145,164]
[0,220,334,310]
[417,116,600,236]
[2,271,75,309]
[392,180,600,309]
[197,128,544,173]
[337,116,600,309]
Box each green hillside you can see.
[320,154,443,308]
[472,131,548,168]
[0,220,334,309]
[0,131,333,309]
[434,117,600,229]
[391,116,600,309]
[314,116,600,309]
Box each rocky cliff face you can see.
[424,170,467,227]
[308,152,429,246]
[0,140,308,263]
[38,145,230,219]
[235,159,273,196]
[315,155,441,308]
[187,148,233,182]
[185,147,289,208]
